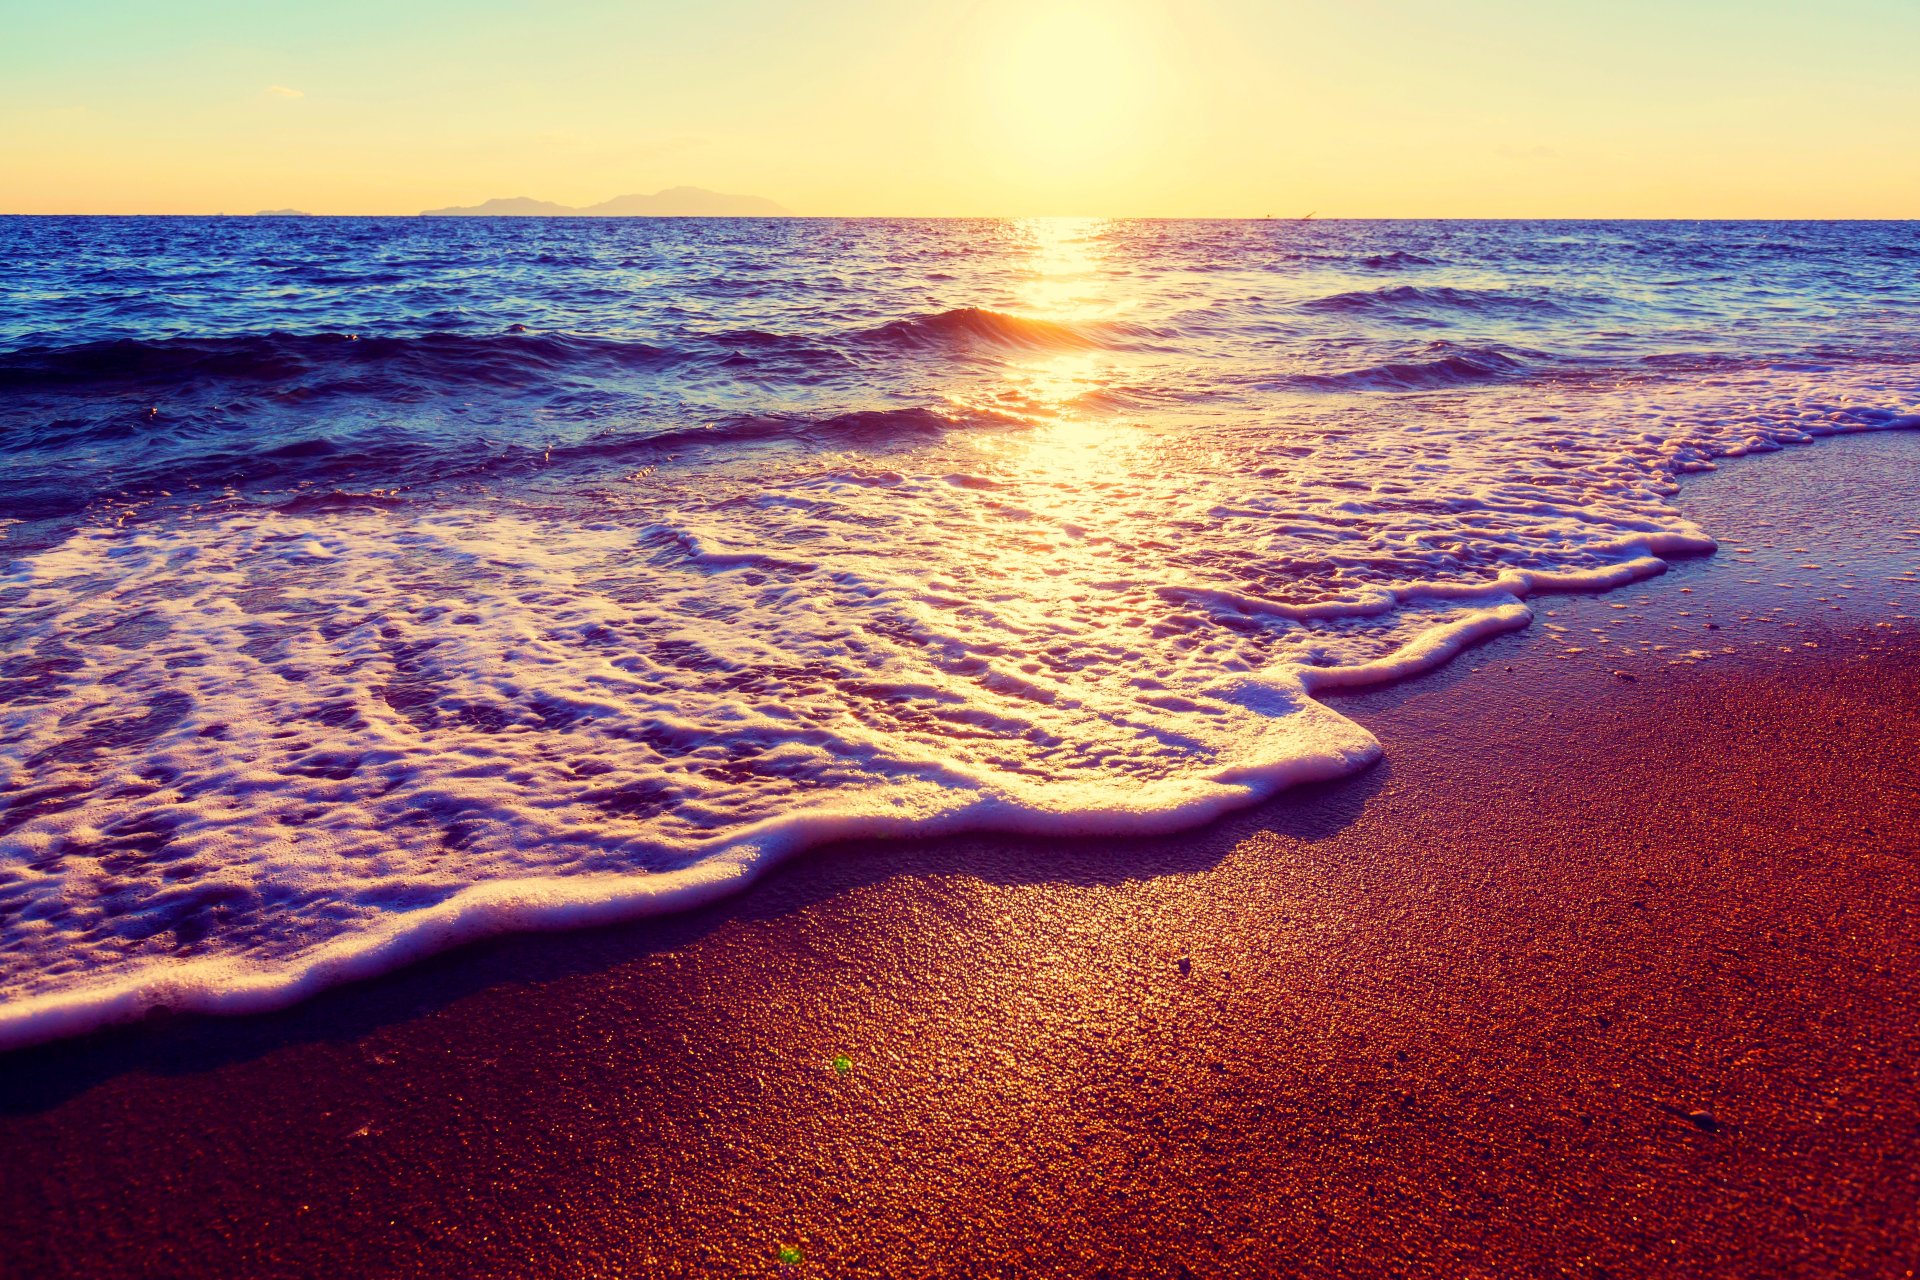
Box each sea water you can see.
[1,217,1915,1046]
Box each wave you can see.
[4,217,1918,1049]
[640,405,1007,451]
[0,401,1024,519]
[3,387,1916,1049]
[1358,251,1438,269]
[1288,344,1534,391]
[0,526,1734,1053]
[0,331,685,396]
[0,309,1160,411]
[1300,284,1571,317]
[851,307,1163,353]
[0,429,467,519]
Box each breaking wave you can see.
[852,307,1165,352]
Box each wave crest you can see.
[1301,284,1570,317]
[0,331,683,395]
[854,307,1161,353]
[1359,251,1438,269]
[1289,344,1533,391]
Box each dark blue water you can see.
[3,217,1915,527]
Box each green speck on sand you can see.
[830,1053,853,1075]
[777,1245,803,1265]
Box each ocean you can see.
[1,216,1915,1046]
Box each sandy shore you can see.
[2,430,1918,1279]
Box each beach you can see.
[7,3,1918,1273]
[1,412,1914,1277]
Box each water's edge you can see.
[0,468,1832,1053]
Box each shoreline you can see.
[7,421,1889,1054]
[1,429,1917,1277]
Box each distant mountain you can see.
[422,196,576,217]
[421,187,791,217]
[253,208,313,216]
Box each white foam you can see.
[0,362,1914,1049]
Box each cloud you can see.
[266,85,304,99]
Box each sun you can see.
[981,4,1159,177]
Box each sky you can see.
[2,0,1917,217]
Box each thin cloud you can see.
[266,85,304,99]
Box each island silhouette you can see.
[422,187,790,217]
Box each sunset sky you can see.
[3,0,1917,217]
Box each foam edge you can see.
[0,537,1715,1052]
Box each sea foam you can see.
[3,366,1913,1048]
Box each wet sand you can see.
[2,431,1918,1279]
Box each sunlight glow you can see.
[980,6,1158,179]
[3,0,1914,215]
[945,216,1149,511]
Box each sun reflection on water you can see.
[942,218,1137,432]
[1015,216,1114,320]
[1004,219,1154,490]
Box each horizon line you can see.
[3,212,1917,222]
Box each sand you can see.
[2,430,1917,1279]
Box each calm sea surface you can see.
[2,217,1916,1042]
